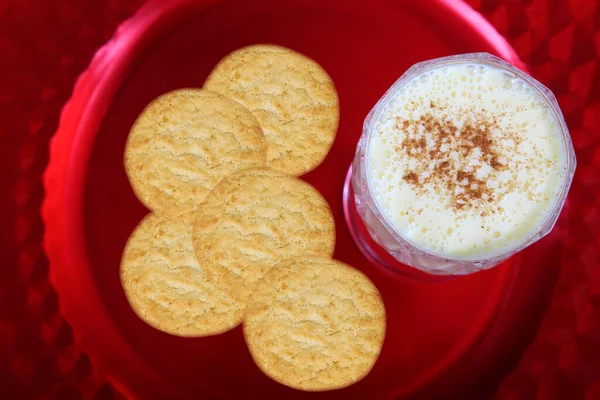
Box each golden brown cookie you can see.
[192,168,335,303]
[124,88,267,220]
[243,256,386,391]
[120,214,245,336]
[204,45,339,176]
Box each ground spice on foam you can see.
[397,101,510,212]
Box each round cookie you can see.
[192,168,335,303]
[124,88,267,220]
[204,45,339,176]
[243,257,386,391]
[120,214,245,336]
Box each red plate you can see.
[42,0,570,398]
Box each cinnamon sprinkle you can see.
[395,102,515,212]
[403,171,419,185]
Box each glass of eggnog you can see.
[350,53,576,276]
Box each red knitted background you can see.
[0,0,598,398]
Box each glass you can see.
[346,53,576,277]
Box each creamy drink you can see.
[351,54,575,275]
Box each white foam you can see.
[367,63,567,258]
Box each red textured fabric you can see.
[0,1,143,399]
[0,0,599,398]
[461,1,600,399]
